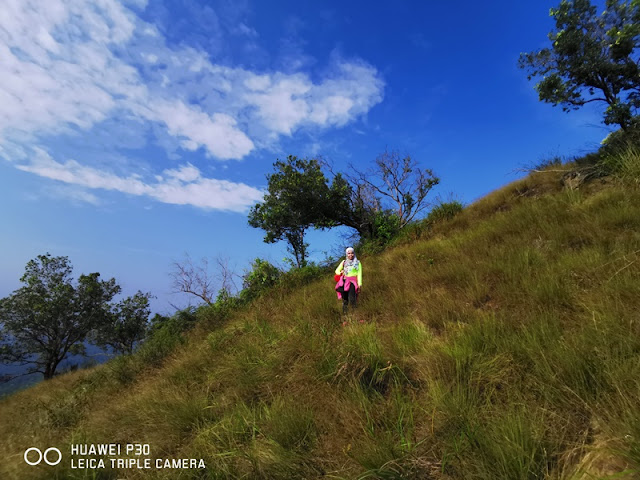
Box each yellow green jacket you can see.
[335,259,363,287]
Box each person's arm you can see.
[357,263,362,288]
[335,260,344,275]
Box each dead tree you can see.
[169,254,238,305]
[350,149,440,228]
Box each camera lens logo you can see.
[24,447,62,466]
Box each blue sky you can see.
[0,0,610,314]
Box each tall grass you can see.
[600,145,640,186]
[2,158,640,479]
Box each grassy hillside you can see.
[1,158,639,480]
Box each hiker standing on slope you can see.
[335,247,362,314]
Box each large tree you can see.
[519,0,640,130]
[248,156,347,268]
[0,254,120,379]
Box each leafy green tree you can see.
[93,291,152,355]
[320,171,380,240]
[248,156,347,268]
[148,309,197,336]
[0,254,120,380]
[519,0,640,130]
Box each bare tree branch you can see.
[215,256,239,295]
[169,254,238,305]
[349,149,439,228]
[169,254,215,305]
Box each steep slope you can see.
[1,167,639,480]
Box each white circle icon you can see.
[24,448,42,466]
[24,447,62,466]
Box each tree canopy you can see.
[0,254,120,379]
[248,156,348,268]
[92,291,152,355]
[248,151,440,264]
[519,0,640,130]
[0,254,151,380]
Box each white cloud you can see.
[18,148,150,195]
[16,148,263,212]
[233,23,258,38]
[242,61,384,135]
[0,0,254,161]
[151,176,264,211]
[145,101,255,160]
[0,0,384,211]
[143,53,158,63]
[308,60,385,127]
[244,74,272,91]
[309,96,354,126]
[47,186,102,206]
[164,164,201,182]
[0,1,383,154]
[245,75,312,135]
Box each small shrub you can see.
[372,210,402,243]
[210,288,241,319]
[355,237,387,256]
[148,308,198,335]
[107,355,137,385]
[136,322,186,367]
[355,211,403,254]
[427,201,464,224]
[282,262,327,287]
[600,146,640,185]
[241,258,282,302]
[600,122,640,157]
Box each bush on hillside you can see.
[426,200,464,224]
[241,258,282,302]
[148,309,198,336]
[210,287,241,319]
[353,210,403,255]
[137,325,187,367]
[600,121,640,156]
[129,309,199,366]
[600,146,640,186]
[281,262,328,287]
[371,210,402,243]
[578,123,640,179]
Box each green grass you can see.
[2,154,640,479]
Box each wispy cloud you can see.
[46,186,103,207]
[0,0,384,210]
[0,0,253,160]
[243,59,384,136]
[17,149,263,212]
